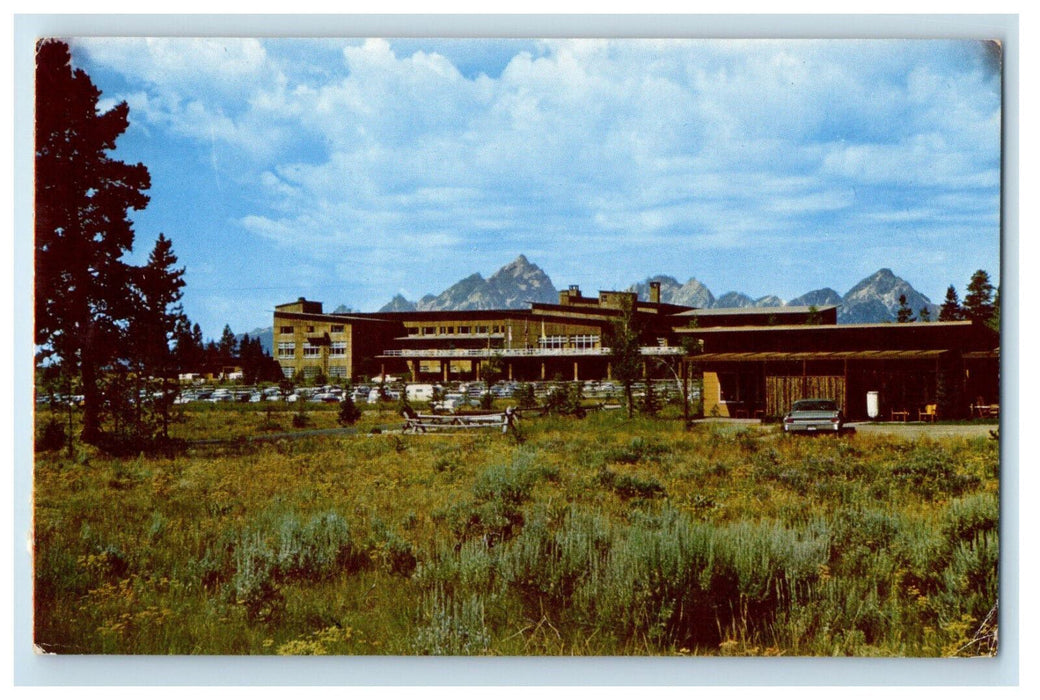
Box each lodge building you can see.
[273,281,999,420]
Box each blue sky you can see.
[65,37,1002,339]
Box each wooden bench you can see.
[972,403,999,419]
[890,409,910,422]
[403,410,519,434]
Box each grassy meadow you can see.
[33,401,999,656]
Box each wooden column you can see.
[442,360,449,382]
[574,361,579,381]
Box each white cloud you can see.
[73,37,1001,309]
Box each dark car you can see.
[782,399,844,434]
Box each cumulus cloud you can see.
[71,37,1001,317]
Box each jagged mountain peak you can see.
[630,275,714,308]
[840,268,935,323]
[379,294,417,313]
[394,255,558,312]
[788,288,843,308]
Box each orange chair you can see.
[918,404,937,422]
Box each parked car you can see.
[782,399,844,434]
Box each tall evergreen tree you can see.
[964,270,996,326]
[938,285,963,321]
[896,294,915,323]
[171,317,204,374]
[989,286,1001,332]
[132,234,186,371]
[606,296,644,419]
[129,234,186,438]
[35,40,151,443]
[217,324,238,365]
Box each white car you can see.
[782,399,845,434]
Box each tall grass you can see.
[33,405,999,655]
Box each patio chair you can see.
[917,404,937,422]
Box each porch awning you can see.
[963,349,1000,360]
[691,349,949,362]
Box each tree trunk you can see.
[80,347,102,444]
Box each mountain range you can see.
[246,257,941,355]
[627,267,937,324]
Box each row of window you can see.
[538,335,600,349]
[279,324,346,335]
[278,341,347,358]
[410,325,507,336]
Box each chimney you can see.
[649,281,661,304]
[560,284,581,305]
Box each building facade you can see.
[676,319,999,420]
[274,285,1000,421]
[272,283,688,383]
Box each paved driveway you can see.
[848,422,999,440]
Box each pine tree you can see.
[129,234,186,439]
[35,40,151,443]
[938,285,963,321]
[896,294,915,323]
[172,317,204,374]
[964,270,996,326]
[217,324,238,366]
[607,296,644,418]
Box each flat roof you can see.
[675,320,974,333]
[693,350,950,362]
[676,305,837,317]
[273,310,398,324]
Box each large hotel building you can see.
[273,282,999,421]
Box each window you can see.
[424,326,436,336]
[718,373,740,403]
[458,326,471,335]
[329,366,347,378]
[306,326,315,333]
[279,326,294,335]
[277,342,295,358]
[572,334,600,349]
[281,366,294,378]
[474,325,488,334]
[330,342,347,357]
[330,325,344,334]
[303,344,321,358]
[538,335,567,349]
[439,326,451,335]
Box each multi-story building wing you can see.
[273,283,689,383]
[273,298,401,381]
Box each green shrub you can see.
[411,589,491,655]
[36,419,67,452]
[597,468,666,500]
[942,492,999,543]
[231,533,284,622]
[337,396,362,426]
[890,444,981,499]
[274,511,361,580]
[604,436,669,464]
